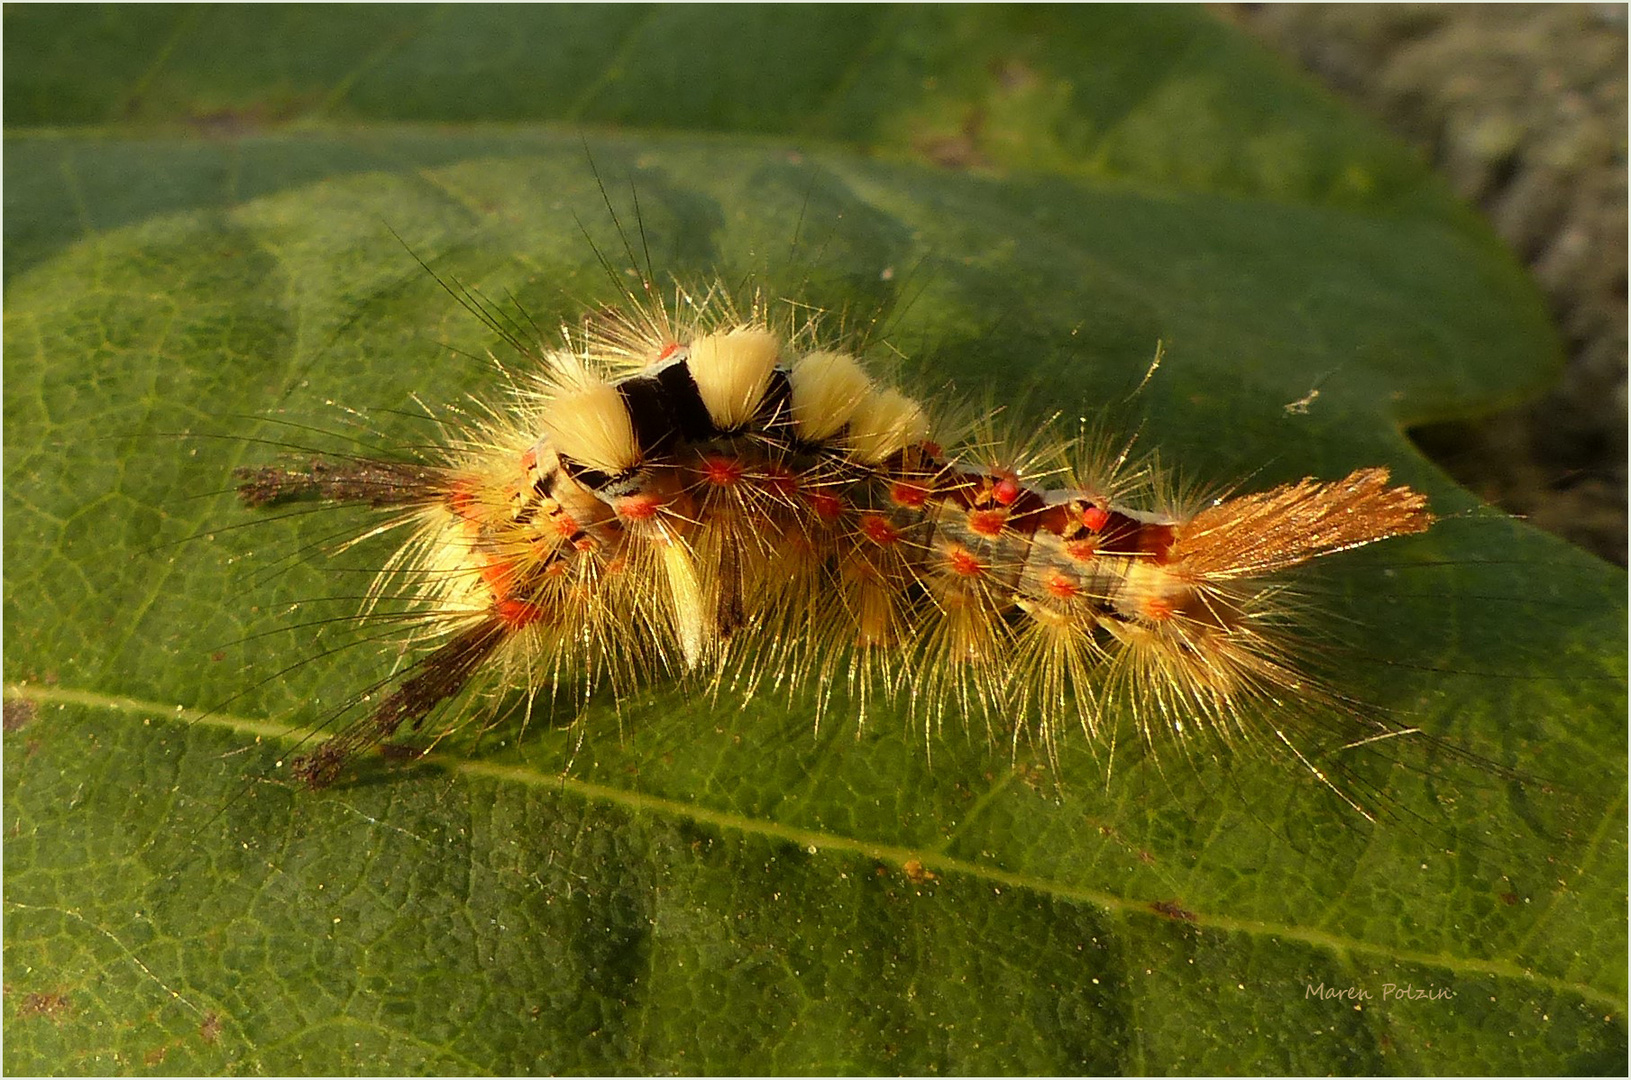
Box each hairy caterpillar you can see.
[232,239,1437,816]
[183,146,1621,867]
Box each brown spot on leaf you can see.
[3,698,37,732]
[199,1012,223,1044]
[993,57,1039,93]
[18,990,70,1022]
[914,109,991,170]
[1150,899,1198,923]
[181,99,309,138]
[902,859,937,885]
[1014,762,1048,792]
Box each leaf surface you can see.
[5,8,1625,1076]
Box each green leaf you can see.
[6,8,1625,1076]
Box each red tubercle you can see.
[945,546,983,578]
[1064,539,1098,562]
[495,598,544,629]
[967,508,1007,538]
[1044,572,1080,600]
[859,514,900,546]
[448,483,480,524]
[1080,505,1110,533]
[481,556,544,631]
[808,492,844,522]
[656,341,681,362]
[889,481,929,509]
[702,456,744,487]
[616,493,662,521]
[992,477,1022,506]
[519,447,538,473]
[478,556,519,596]
[1141,596,1175,622]
[554,514,581,539]
[921,440,944,458]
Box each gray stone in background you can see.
[1224,3,1627,564]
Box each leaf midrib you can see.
[6,680,1621,1013]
